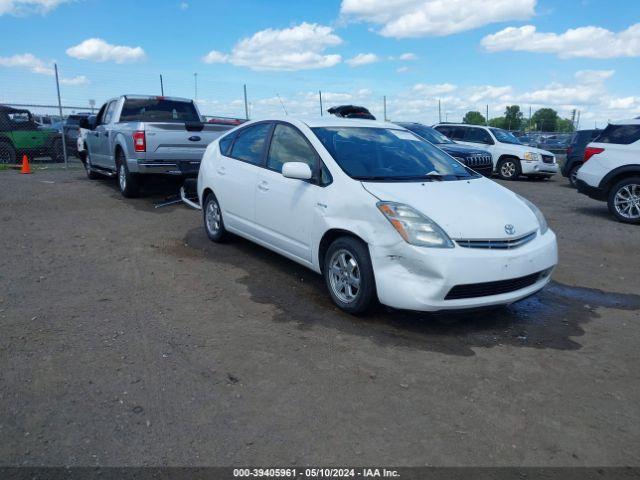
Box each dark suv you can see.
[562,129,601,187]
[396,122,494,176]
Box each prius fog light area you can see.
[198,117,558,314]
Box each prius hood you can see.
[362,177,540,240]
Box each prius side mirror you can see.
[282,162,312,180]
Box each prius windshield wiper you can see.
[354,174,438,181]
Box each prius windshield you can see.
[312,127,476,181]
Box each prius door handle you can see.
[217,167,226,175]
[257,181,270,192]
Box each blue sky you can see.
[1,0,639,126]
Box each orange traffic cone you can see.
[20,154,31,174]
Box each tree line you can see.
[461,106,575,132]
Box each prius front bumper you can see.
[370,230,558,311]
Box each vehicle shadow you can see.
[181,228,640,357]
[575,205,612,221]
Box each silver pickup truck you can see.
[80,95,233,197]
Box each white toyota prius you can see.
[197,117,558,314]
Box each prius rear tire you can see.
[203,193,228,242]
[324,237,377,315]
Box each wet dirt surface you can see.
[1,169,639,466]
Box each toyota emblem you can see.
[504,224,516,235]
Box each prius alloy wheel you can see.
[324,237,376,314]
[203,193,228,242]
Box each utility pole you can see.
[383,96,387,121]
[243,84,249,120]
[576,110,581,130]
[160,74,164,96]
[54,63,68,168]
[319,90,323,116]
[528,106,532,132]
[438,99,442,123]
[486,104,489,126]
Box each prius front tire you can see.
[324,237,377,315]
[203,193,228,242]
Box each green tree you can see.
[489,117,507,129]
[531,108,559,132]
[557,118,576,133]
[504,105,523,131]
[463,111,487,125]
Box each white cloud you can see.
[413,83,457,95]
[346,53,379,67]
[179,1,188,9]
[399,52,417,61]
[397,66,409,73]
[481,23,640,58]
[0,0,71,16]
[66,38,146,63]
[574,70,614,84]
[202,23,342,71]
[340,0,536,38]
[60,75,89,85]
[202,50,228,64]
[0,52,89,85]
[0,53,53,75]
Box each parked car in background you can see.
[576,119,640,224]
[434,123,559,180]
[81,95,234,197]
[76,115,96,165]
[562,129,601,187]
[33,114,62,127]
[0,105,64,163]
[62,113,91,156]
[395,122,493,176]
[198,117,557,314]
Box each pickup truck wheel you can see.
[116,152,140,198]
[203,193,228,242]
[0,143,16,164]
[324,237,377,315]
[498,158,521,180]
[85,154,100,180]
[607,177,640,224]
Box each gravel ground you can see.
[1,168,639,467]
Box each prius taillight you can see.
[133,131,146,152]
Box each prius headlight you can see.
[517,194,548,234]
[377,202,454,248]
[524,152,542,162]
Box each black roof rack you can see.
[327,105,376,120]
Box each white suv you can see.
[434,124,558,180]
[576,119,640,224]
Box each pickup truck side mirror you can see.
[79,117,96,130]
[282,162,312,180]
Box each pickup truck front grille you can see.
[445,270,546,300]
[542,154,554,164]
[455,231,537,249]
